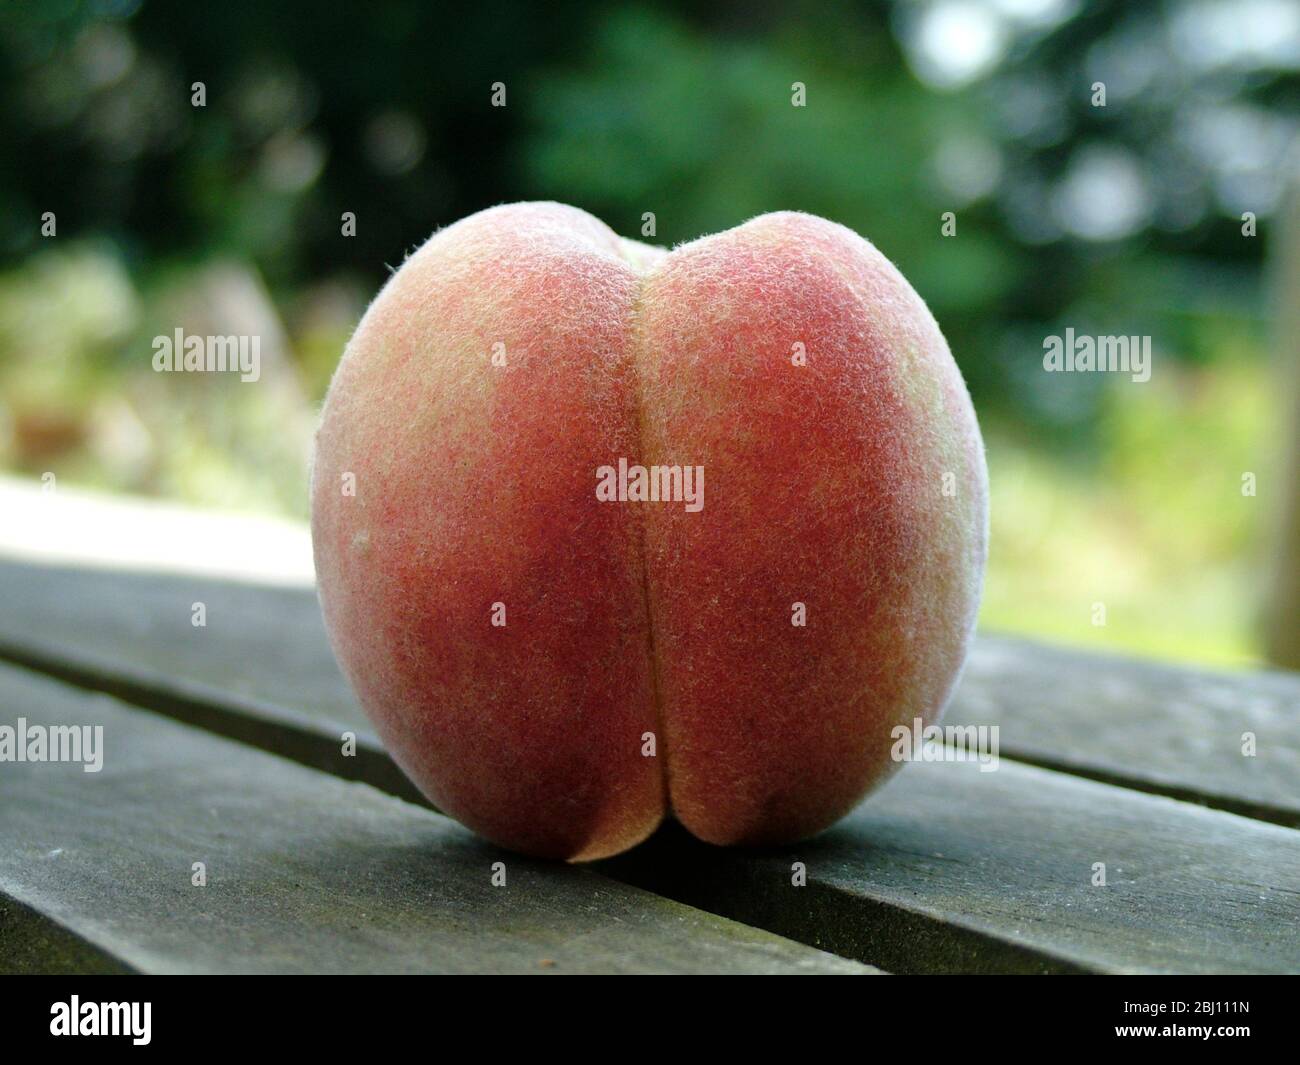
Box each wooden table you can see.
[1,558,1297,974]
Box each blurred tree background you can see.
[0,0,1296,667]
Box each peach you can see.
[311,203,987,861]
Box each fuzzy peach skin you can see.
[311,202,987,861]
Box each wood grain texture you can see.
[952,636,1300,826]
[603,758,1300,974]
[0,663,872,974]
[1,559,1295,822]
[2,560,1298,972]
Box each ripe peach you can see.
[311,203,987,860]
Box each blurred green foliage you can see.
[0,0,1295,666]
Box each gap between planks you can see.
[5,647,1299,973]
[0,652,1080,974]
[0,661,876,975]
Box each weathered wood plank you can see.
[1,560,1295,823]
[952,636,1300,825]
[0,560,392,795]
[603,758,1300,974]
[0,663,872,974]
[3,560,1299,972]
